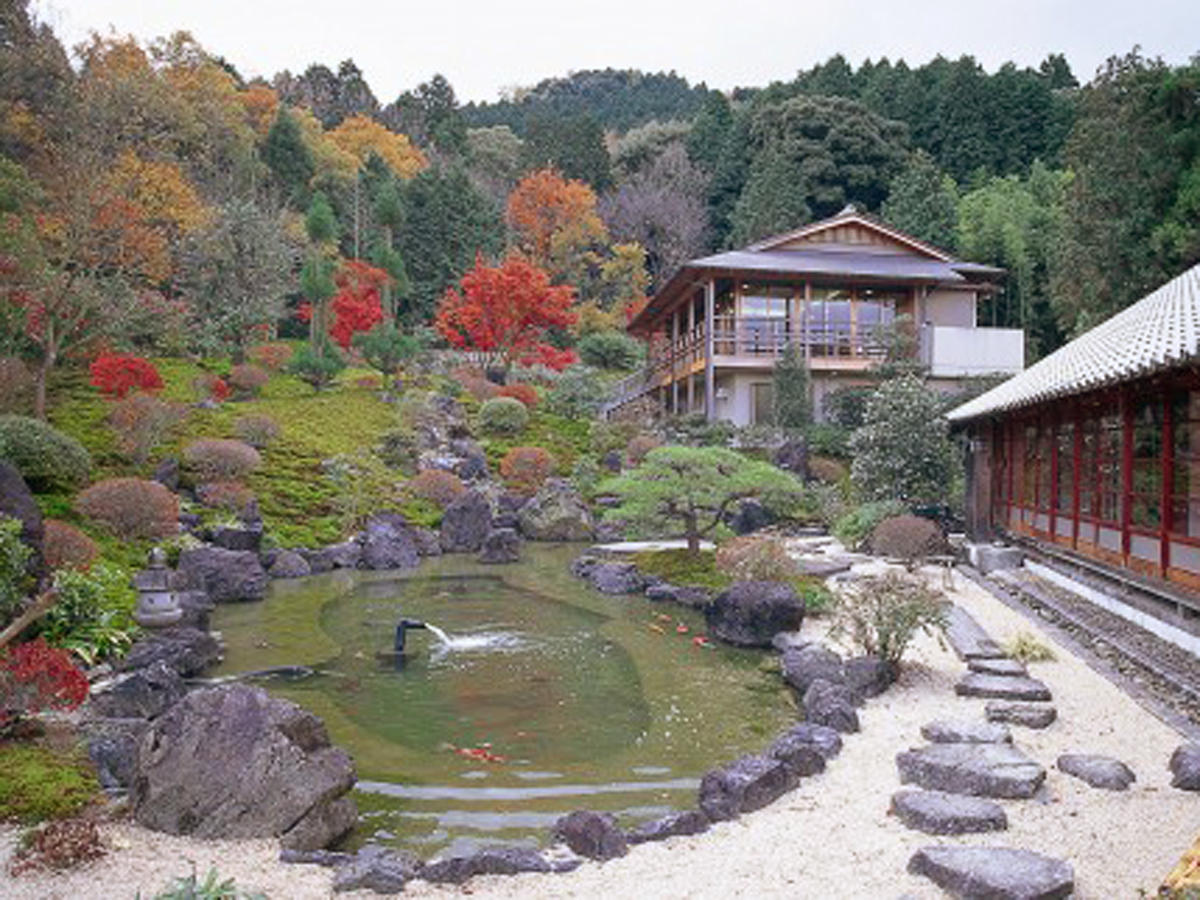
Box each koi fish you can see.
[448,744,507,764]
[692,636,713,648]
[675,624,690,634]
[647,623,666,634]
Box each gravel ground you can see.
[1,563,1195,899]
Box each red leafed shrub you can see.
[519,345,577,372]
[498,383,539,409]
[227,364,270,398]
[192,372,230,402]
[183,438,261,482]
[75,478,179,540]
[329,260,388,349]
[42,521,98,572]
[407,469,466,508]
[499,446,556,496]
[196,480,255,512]
[0,638,90,731]
[247,342,294,371]
[89,354,163,399]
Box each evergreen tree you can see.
[771,343,811,433]
[881,150,959,250]
[263,108,314,208]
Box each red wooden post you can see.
[1072,398,1083,549]
[1048,409,1059,540]
[1121,387,1133,563]
[1162,387,1174,578]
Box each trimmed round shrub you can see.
[870,514,948,561]
[42,521,99,572]
[0,415,92,492]
[195,480,255,512]
[234,414,280,449]
[499,446,556,496]
[228,364,270,398]
[715,535,801,582]
[182,438,262,482]
[577,330,644,370]
[832,500,905,551]
[247,342,294,371]
[75,478,178,540]
[406,469,467,508]
[497,383,539,409]
[478,397,529,436]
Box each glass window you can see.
[1055,422,1075,513]
[1171,390,1200,537]
[1131,396,1162,530]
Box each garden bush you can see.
[0,357,33,414]
[247,342,294,371]
[0,415,92,492]
[715,535,801,582]
[497,382,539,408]
[288,343,345,391]
[832,500,905,551]
[570,455,602,498]
[108,394,188,466]
[0,638,90,735]
[500,446,556,495]
[0,515,33,620]
[478,397,529,436]
[195,480,255,512]
[227,363,270,398]
[42,521,98,572]
[625,433,660,466]
[183,438,262,482]
[41,563,138,664]
[807,455,849,484]
[75,478,179,540]
[406,469,467,508]
[89,353,163,399]
[870,514,948,562]
[544,366,607,418]
[0,743,98,822]
[234,414,280,449]
[829,570,948,671]
[577,330,643,370]
[588,419,641,456]
[192,372,230,403]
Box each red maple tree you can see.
[329,260,388,349]
[435,255,576,372]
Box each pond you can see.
[211,545,793,857]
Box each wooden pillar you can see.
[1071,399,1083,549]
[1120,387,1133,563]
[1048,410,1059,540]
[671,308,680,414]
[688,372,695,413]
[1007,418,1015,531]
[704,279,716,421]
[1162,389,1174,577]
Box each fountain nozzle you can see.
[394,618,428,654]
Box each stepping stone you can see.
[1170,743,1200,791]
[986,701,1058,729]
[908,846,1074,900]
[890,790,1008,835]
[1057,754,1136,791]
[945,605,1006,660]
[956,672,1052,702]
[896,743,1046,799]
[968,657,1028,677]
[921,720,1012,745]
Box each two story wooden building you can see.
[605,207,1024,423]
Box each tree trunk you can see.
[684,511,700,556]
[33,352,53,420]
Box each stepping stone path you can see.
[955,672,1053,702]
[897,743,1047,799]
[986,700,1058,729]
[901,603,1074,896]
[890,790,1008,835]
[908,846,1075,899]
[1057,753,1137,791]
[921,719,1012,745]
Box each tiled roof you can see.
[948,263,1200,422]
[686,248,971,283]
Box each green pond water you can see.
[211,545,794,856]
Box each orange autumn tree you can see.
[435,255,577,372]
[505,168,607,276]
[328,115,426,180]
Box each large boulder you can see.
[698,754,800,822]
[802,679,860,733]
[268,550,311,580]
[119,628,222,678]
[304,540,362,573]
[85,718,146,792]
[1170,743,1200,791]
[419,847,552,884]
[209,524,263,554]
[517,479,594,542]
[728,498,775,536]
[89,661,186,721]
[588,561,645,595]
[359,513,419,570]
[478,528,521,564]
[771,723,843,762]
[908,846,1074,900]
[440,491,492,553]
[772,439,808,478]
[781,644,845,695]
[627,810,710,844]
[177,546,268,603]
[552,810,627,861]
[0,460,44,580]
[131,685,357,850]
[706,581,805,647]
[332,846,422,893]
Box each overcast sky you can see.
[35,0,1200,105]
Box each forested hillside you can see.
[2,0,1198,371]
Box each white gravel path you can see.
[1,565,1195,899]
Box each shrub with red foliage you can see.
[192,372,231,402]
[89,354,163,399]
[407,469,467,508]
[196,480,255,512]
[519,345,577,372]
[329,260,388,349]
[183,438,261,482]
[497,383,539,409]
[499,446,556,496]
[75,478,179,540]
[42,521,98,571]
[228,364,270,398]
[0,638,90,731]
[247,342,294,371]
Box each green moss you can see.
[0,743,100,823]
[481,410,591,476]
[631,549,733,591]
[397,497,442,530]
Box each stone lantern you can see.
[132,547,183,629]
